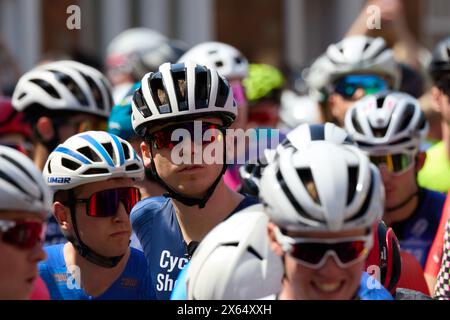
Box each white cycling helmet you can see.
[131,61,237,136]
[305,36,400,101]
[280,122,354,152]
[344,91,428,155]
[178,41,248,80]
[0,146,52,218]
[260,142,384,232]
[186,205,283,300]
[279,90,322,128]
[239,123,354,197]
[106,28,187,80]
[12,60,113,118]
[43,131,144,191]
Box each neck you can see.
[172,179,244,243]
[137,179,165,200]
[63,243,130,297]
[33,143,49,171]
[441,121,450,159]
[383,191,419,226]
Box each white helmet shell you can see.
[186,205,283,300]
[178,41,248,80]
[345,91,429,155]
[43,131,144,191]
[131,61,237,136]
[261,142,384,232]
[12,60,113,118]
[0,146,52,218]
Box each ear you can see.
[140,140,153,168]
[416,151,427,172]
[53,202,72,233]
[267,222,284,257]
[430,86,443,113]
[36,117,55,142]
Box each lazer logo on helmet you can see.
[48,177,71,184]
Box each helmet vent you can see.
[77,146,101,162]
[47,160,52,174]
[397,103,415,133]
[215,76,229,109]
[80,72,104,111]
[297,168,321,205]
[82,168,109,175]
[125,164,140,171]
[61,158,81,171]
[101,143,116,163]
[49,70,89,106]
[171,64,188,111]
[121,142,131,159]
[347,166,359,205]
[351,111,364,135]
[133,88,152,118]
[29,79,61,99]
[194,66,211,109]
[215,61,224,68]
[347,170,374,223]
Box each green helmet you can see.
[243,64,284,103]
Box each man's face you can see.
[141,117,225,198]
[269,223,369,300]
[328,74,389,126]
[368,152,418,211]
[70,178,134,258]
[432,87,450,125]
[0,211,46,299]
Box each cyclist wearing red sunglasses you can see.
[346,91,446,268]
[261,141,391,300]
[130,61,259,299]
[306,36,400,127]
[39,131,155,299]
[12,60,114,247]
[177,42,249,192]
[0,146,52,299]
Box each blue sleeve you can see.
[130,201,154,252]
[170,262,189,300]
[140,268,157,300]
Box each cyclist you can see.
[177,42,249,191]
[171,122,357,300]
[306,35,400,127]
[418,37,450,193]
[261,141,391,299]
[39,131,155,299]
[0,146,52,299]
[345,91,446,267]
[12,60,114,246]
[130,61,259,299]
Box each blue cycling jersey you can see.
[131,195,259,300]
[44,216,67,247]
[391,188,445,267]
[171,267,392,300]
[39,244,155,300]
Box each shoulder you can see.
[130,196,172,224]
[422,188,446,209]
[358,272,394,300]
[42,244,66,267]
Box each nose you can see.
[28,243,47,264]
[378,165,393,185]
[317,253,344,276]
[113,202,130,223]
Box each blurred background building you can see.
[1,0,450,91]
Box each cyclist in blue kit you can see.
[345,91,446,267]
[130,61,259,299]
[39,131,155,300]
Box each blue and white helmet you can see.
[43,131,144,191]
